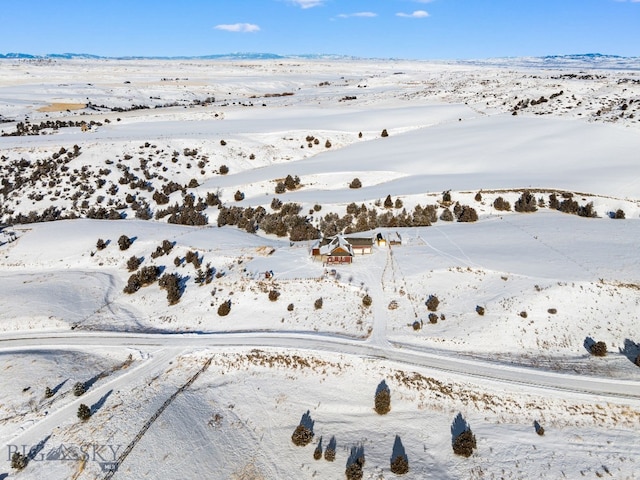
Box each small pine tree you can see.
[439,208,454,222]
[384,195,393,209]
[219,164,229,174]
[44,386,54,398]
[11,452,28,470]
[374,384,391,415]
[127,255,141,271]
[268,290,280,301]
[381,129,389,137]
[349,178,362,189]
[73,381,86,396]
[314,297,323,309]
[118,234,132,250]
[362,295,372,307]
[476,305,485,316]
[390,455,409,475]
[428,313,438,324]
[287,303,294,311]
[313,439,323,460]
[591,341,607,357]
[77,403,91,421]
[426,294,439,311]
[291,424,314,446]
[453,430,476,457]
[96,238,107,250]
[217,300,231,316]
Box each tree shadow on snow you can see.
[451,412,470,444]
[619,339,640,365]
[375,379,390,396]
[91,390,113,415]
[299,410,314,432]
[583,336,596,354]
[28,434,51,461]
[347,444,365,467]
[391,435,407,463]
[51,379,68,396]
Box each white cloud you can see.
[214,23,261,33]
[288,0,325,8]
[396,10,430,18]
[337,12,377,18]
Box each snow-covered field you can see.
[0,57,639,479]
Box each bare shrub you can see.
[547,308,557,314]
[520,311,528,318]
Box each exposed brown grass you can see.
[37,102,87,112]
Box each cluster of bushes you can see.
[275,174,301,194]
[155,194,208,225]
[151,239,174,259]
[218,202,319,241]
[2,120,103,137]
[548,193,597,217]
[159,272,182,304]
[123,266,160,294]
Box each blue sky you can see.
[2,0,640,59]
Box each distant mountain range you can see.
[0,52,356,60]
[1,52,638,69]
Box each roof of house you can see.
[319,236,354,256]
[345,236,374,247]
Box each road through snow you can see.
[0,331,638,401]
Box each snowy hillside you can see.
[0,58,639,479]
